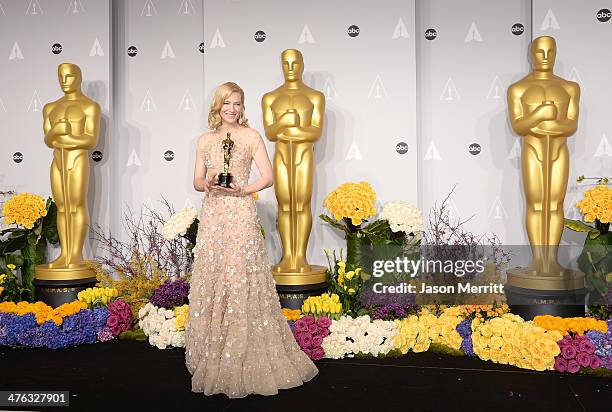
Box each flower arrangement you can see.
[301,293,342,319]
[533,315,608,336]
[430,306,464,350]
[471,314,562,371]
[106,299,133,336]
[379,201,424,235]
[282,308,303,321]
[149,278,190,309]
[393,312,438,354]
[564,176,611,307]
[324,251,369,317]
[0,300,87,326]
[0,194,58,301]
[322,315,398,359]
[137,302,186,349]
[322,182,377,227]
[162,207,199,256]
[77,287,119,308]
[554,334,602,373]
[586,319,612,370]
[293,315,330,360]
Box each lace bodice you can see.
[200,128,261,188]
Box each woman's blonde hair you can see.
[208,82,249,130]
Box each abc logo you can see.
[395,142,409,154]
[164,150,175,161]
[51,43,63,54]
[468,143,482,155]
[254,31,266,42]
[127,46,138,57]
[425,29,437,40]
[347,25,360,37]
[13,152,23,163]
[92,151,103,162]
[198,42,205,53]
[597,9,611,22]
[511,23,524,36]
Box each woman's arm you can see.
[243,132,273,194]
[193,134,214,192]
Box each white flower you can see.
[322,315,398,359]
[162,207,198,241]
[380,201,424,234]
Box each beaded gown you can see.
[185,129,318,398]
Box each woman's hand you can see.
[203,173,217,193]
[214,183,245,196]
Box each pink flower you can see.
[574,335,588,343]
[111,324,122,336]
[308,324,318,334]
[578,339,595,355]
[294,320,308,333]
[303,315,315,325]
[299,333,313,349]
[590,355,602,369]
[311,335,323,347]
[302,347,313,358]
[554,357,568,372]
[311,346,325,360]
[317,317,332,328]
[557,337,570,348]
[576,352,591,368]
[107,314,119,328]
[317,328,330,338]
[561,344,577,360]
[566,360,580,374]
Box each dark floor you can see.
[0,340,610,412]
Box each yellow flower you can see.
[7,264,16,270]
[2,193,47,229]
[323,182,377,225]
[345,271,355,281]
[348,288,356,295]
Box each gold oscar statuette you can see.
[35,63,100,283]
[217,132,234,188]
[262,49,327,286]
[506,36,584,292]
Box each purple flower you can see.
[566,360,580,374]
[316,317,332,329]
[97,326,114,342]
[310,346,325,360]
[461,335,475,356]
[318,328,330,338]
[107,299,132,336]
[308,324,318,334]
[107,315,119,328]
[311,335,323,348]
[303,315,315,325]
[558,336,573,348]
[590,355,602,369]
[456,319,472,339]
[150,279,190,309]
[294,320,308,333]
[561,344,577,360]
[554,357,568,372]
[299,333,313,349]
[578,339,595,355]
[576,352,592,368]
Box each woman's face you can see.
[220,92,243,125]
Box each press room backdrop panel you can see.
[533,0,612,245]
[113,0,205,234]
[416,0,532,246]
[202,0,418,265]
[0,0,111,258]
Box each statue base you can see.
[505,266,586,320]
[276,282,330,310]
[35,261,96,281]
[33,277,98,308]
[272,264,327,286]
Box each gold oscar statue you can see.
[262,49,327,286]
[35,63,100,283]
[506,36,584,292]
[217,132,234,187]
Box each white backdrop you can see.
[1,0,609,268]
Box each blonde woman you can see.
[185,82,318,398]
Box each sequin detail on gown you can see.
[185,130,318,398]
